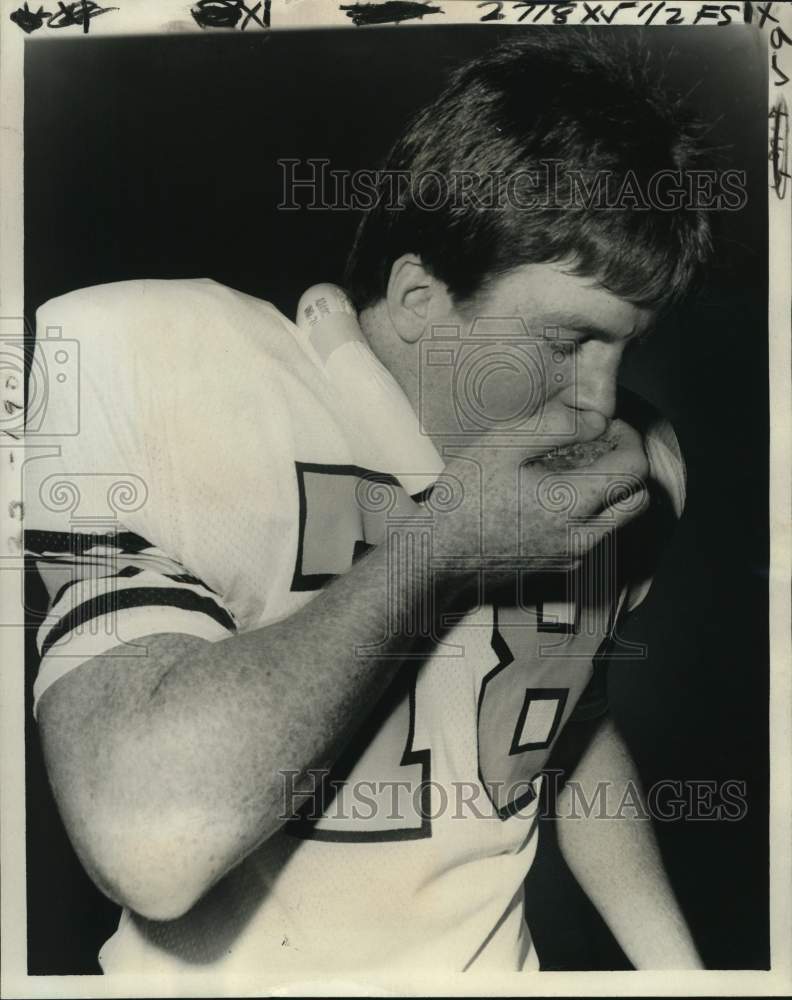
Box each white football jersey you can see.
[25,279,685,976]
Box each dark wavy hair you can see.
[344,31,713,314]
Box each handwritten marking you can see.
[754,0,778,28]
[339,1,444,26]
[475,1,745,25]
[47,0,117,31]
[6,2,780,35]
[9,2,47,32]
[580,2,636,24]
[772,52,790,86]
[478,1,505,20]
[520,2,576,21]
[771,25,792,87]
[641,1,664,24]
[769,97,789,199]
[761,3,791,88]
[745,3,790,88]
[190,0,271,29]
[9,0,116,33]
[693,3,741,23]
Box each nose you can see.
[558,341,621,422]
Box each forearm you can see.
[555,717,703,969]
[142,526,446,836]
[40,517,460,919]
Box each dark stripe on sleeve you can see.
[165,573,219,592]
[410,484,435,505]
[25,529,153,557]
[46,569,219,619]
[48,565,142,612]
[40,587,236,659]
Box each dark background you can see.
[24,25,769,973]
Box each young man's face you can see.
[417,261,655,444]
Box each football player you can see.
[26,34,710,974]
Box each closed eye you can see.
[539,327,581,355]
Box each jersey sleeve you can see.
[27,528,237,715]
[24,279,258,714]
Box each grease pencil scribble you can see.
[339,1,444,27]
[769,97,789,199]
[190,0,271,30]
[9,2,47,32]
[9,0,117,33]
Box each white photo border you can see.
[1,1,790,996]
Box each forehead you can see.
[475,261,655,340]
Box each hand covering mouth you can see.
[536,420,621,471]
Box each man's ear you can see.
[386,254,450,344]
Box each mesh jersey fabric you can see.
[24,278,685,976]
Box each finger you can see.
[530,458,650,524]
[566,489,651,557]
[595,482,651,524]
[533,417,644,472]
[588,441,650,485]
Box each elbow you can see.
[100,854,209,922]
[40,691,285,921]
[73,803,230,921]
[116,883,207,923]
[87,797,286,921]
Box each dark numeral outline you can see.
[287,665,432,843]
[291,462,400,592]
[509,688,569,754]
[477,607,571,820]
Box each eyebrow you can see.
[531,311,642,342]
